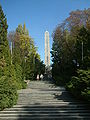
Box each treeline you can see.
[8,23,45,81]
[0,5,45,110]
[51,8,90,101]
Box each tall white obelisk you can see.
[45,31,50,68]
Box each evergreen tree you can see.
[51,8,90,101]
[0,5,11,77]
[23,23,29,35]
[0,5,18,110]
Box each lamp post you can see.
[10,41,12,64]
[24,56,27,80]
[82,41,83,62]
[33,54,35,80]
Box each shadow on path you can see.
[17,80,90,120]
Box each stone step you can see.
[5,107,89,111]
[17,101,88,104]
[1,110,90,114]
[0,80,90,120]
[18,91,67,94]
[17,96,77,99]
[17,98,74,101]
[0,113,90,117]
[16,103,89,106]
[17,102,88,106]
[18,98,74,101]
[17,99,78,102]
[19,93,66,96]
[28,88,63,90]
[0,116,90,120]
[13,104,89,108]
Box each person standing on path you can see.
[37,74,39,80]
[40,74,43,80]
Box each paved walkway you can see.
[0,80,90,120]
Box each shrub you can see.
[81,89,90,102]
[67,69,90,102]
[22,81,27,89]
[0,76,18,110]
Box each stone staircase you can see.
[0,80,90,120]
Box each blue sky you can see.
[0,0,90,63]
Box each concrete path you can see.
[0,80,90,120]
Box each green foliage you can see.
[67,69,90,102]
[25,53,34,80]
[14,64,22,89]
[8,23,45,82]
[51,26,76,84]
[0,5,10,66]
[0,76,18,110]
[16,24,45,80]
[0,4,45,111]
[51,8,90,102]
[81,89,90,101]
[25,53,45,80]
[34,60,45,80]
[0,5,18,110]
[16,24,23,35]
[76,26,90,69]
[16,23,29,35]
[15,24,39,80]
[21,81,27,89]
